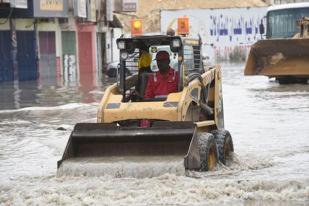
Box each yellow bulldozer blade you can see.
[245,38,309,77]
[57,122,203,177]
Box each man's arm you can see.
[175,70,179,85]
[144,74,155,99]
[173,70,179,92]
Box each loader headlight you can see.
[170,38,182,52]
[117,40,126,50]
[120,51,129,60]
[172,39,181,48]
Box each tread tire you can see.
[197,133,218,171]
[211,129,234,165]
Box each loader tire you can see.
[198,133,218,171]
[211,130,234,165]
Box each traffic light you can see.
[177,17,189,35]
[131,19,142,36]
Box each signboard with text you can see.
[40,0,63,11]
[10,0,27,8]
[122,0,137,12]
[33,0,67,17]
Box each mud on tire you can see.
[211,130,234,165]
[197,133,218,171]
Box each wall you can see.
[0,19,36,31]
[112,28,122,62]
[104,27,123,64]
[0,20,10,30]
[161,7,267,62]
[105,28,112,64]
[116,0,267,33]
[14,18,34,30]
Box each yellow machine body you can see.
[97,66,223,129]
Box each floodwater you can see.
[0,64,308,205]
[57,156,185,178]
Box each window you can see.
[149,45,178,72]
[183,45,202,74]
[267,7,309,38]
[183,45,194,74]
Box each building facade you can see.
[0,0,122,85]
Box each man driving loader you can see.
[144,50,179,99]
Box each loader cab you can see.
[116,35,204,102]
[266,3,309,39]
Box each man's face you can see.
[157,59,170,74]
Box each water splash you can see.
[57,156,186,178]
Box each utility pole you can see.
[10,16,20,108]
[9,17,18,81]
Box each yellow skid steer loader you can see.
[57,35,233,176]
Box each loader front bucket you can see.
[57,121,203,176]
[244,38,309,77]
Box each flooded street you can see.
[0,63,308,205]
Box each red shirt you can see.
[144,68,179,99]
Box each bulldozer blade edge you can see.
[245,38,309,77]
